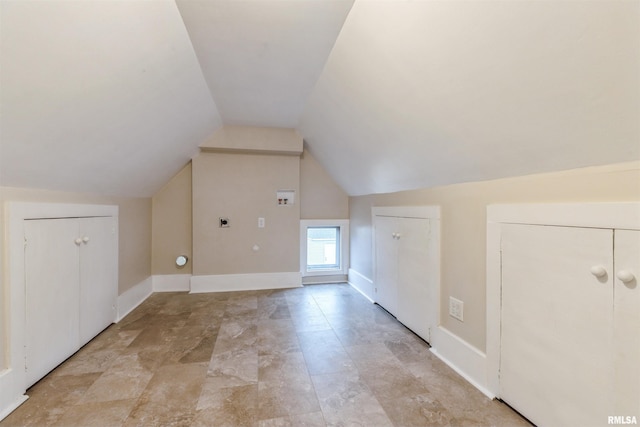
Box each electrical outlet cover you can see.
[449,296,464,322]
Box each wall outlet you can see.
[449,296,464,322]
[258,217,265,228]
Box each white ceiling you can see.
[300,0,640,195]
[176,0,354,128]
[1,0,221,197]
[1,0,638,197]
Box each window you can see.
[307,227,340,270]
[300,220,349,278]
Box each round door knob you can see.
[392,233,397,238]
[395,233,401,239]
[590,265,607,278]
[74,238,83,245]
[82,236,90,243]
[616,270,635,284]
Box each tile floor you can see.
[1,283,531,427]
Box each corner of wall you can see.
[116,276,153,321]
[347,268,374,303]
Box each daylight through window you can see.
[306,226,340,271]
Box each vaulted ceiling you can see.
[1,0,638,197]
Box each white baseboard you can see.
[116,276,153,322]
[348,268,374,303]
[302,274,347,285]
[0,391,28,422]
[430,326,494,399]
[190,272,302,293]
[0,367,28,422]
[152,274,191,292]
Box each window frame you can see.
[300,219,349,277]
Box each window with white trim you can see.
[300,220,349,277]
[307,226,340,270]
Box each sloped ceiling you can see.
[1,0,638,198]
[0,0,222,197]
[299,0,640,195]
[175,0,354,128]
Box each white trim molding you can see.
[117,275,193,322]
[1,202,118,421]
[302,274,347,285]
[430,326,494,399]
[116,276,153,322]
[0,393,28,423]
[486,202,640,398]
[348,268,374,302]
[152,274,192,292]
[190,272,302,293]
[371,205,441,220]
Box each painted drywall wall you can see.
[151,149,346,277]
[0,187,152,295]
[201,126,303,154]
[152,163,193,275]
[349,161,640,352]
[300,149,349,220]
[192,151,300,276]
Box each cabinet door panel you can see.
[375,216,398,316]
[397,218,432,341]
[613,229,640,417]
[25,219,80,387]
[500,224,613,427]
[79,217,117,344]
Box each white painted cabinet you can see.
[612,230,640,419]
[24,216,117,387]
[500,224,639,427]
[374,216,400,315]
[78,217,118,344]
[373,207,440,342]
[25,219,81,387]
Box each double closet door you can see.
[374,209,439,343]
[500,224,639,427]
[25,216,117,387]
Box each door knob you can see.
[392,233,397,239]
[590,266,607,278]
[82,236,90,243]
[616,270,635,284]
[74,238,83,245]
[395,233,401,239]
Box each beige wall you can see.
[0,187,152,295]
[201,126,303,154]
[192,152,300,275]
[300,149,349,220]
[152,163,192,275]
[349,161,640,352]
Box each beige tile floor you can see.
[1,283,531,427]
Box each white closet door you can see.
[375,216,398,316]
[25,219,80,387]
[613,230,640,417]
[79,217,117,344]
[396,217,431,341]
[500,224,614,427]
